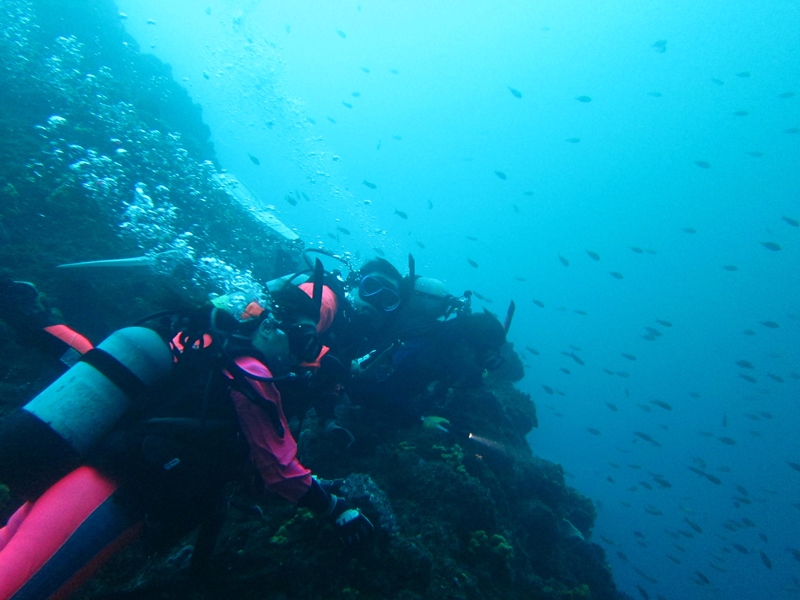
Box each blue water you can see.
[116,1,799,598]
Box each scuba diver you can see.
[273,255,411,445]
[0,275,374,599]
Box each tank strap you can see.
[80,348,147,399]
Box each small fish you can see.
[633,431,661,447]
[586,427,601,435]
[532,299,545,308]
[558,255,570,267]
[630,246,643,254]
[327,233,337,241]
[647,92,663,97]
[542,385,554,395]
[782,215,799,227]
[327,117,336,123]
[389,68,399,75]
[651,39,667,53]
[342,101,353,109]
[711,78,724,85]
[525,346,540,355]
[609,271,624,279]
[415,241,426,249]
[427,200,433,209]
[695,571,710,585]
[779,91,796,98]
[513,276,527,282]
[606,402,618,411]
[760,320,779,328]
[622,353,637,361]
[361,66,370,73]
[575,95,592,103]
[733,110,749,116]
[373,247,386,257]
[560,351,584,366]
[788,461,800,472]
[565,137,581,143]
[508,87,522,98]
[394,209,408,219]
[466,235,478,241]
[736,71,751,77]
[761,241,781,251]
[722,264,739,271]
[650,400,672,411]
[732,543,749,554]
[655,319,672,327]
[336,29,347,38]
[682,227,697,234]
[695,160,711,169]
[652,476,672,489]
[467,258,478,268]
[747,151,763,157]
[573,309,587,316]
[718,436,737,445]
[740,374,757,383]
[285,195,298,206]
[586,249,600,260]
[336,226,351,235]
[760,551,772,569]
[684,518,702,534]
[363,179,377,189]
[495,170,507,180]
[248,153,261,165]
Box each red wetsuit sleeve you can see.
[229,357,312,502]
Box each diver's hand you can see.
[421,415,451,433]
[351,342,400,382]
[0,279,53,331]
[331,498,374,546]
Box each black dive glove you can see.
[0,279,53,332]
[299,476,374,545]
[331,496,374,545]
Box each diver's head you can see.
[251,285,323,372]
[347,258,403,331]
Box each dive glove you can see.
[300,477,374,545]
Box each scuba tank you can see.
[0,327,173,507]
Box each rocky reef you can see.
[0,2,625,599]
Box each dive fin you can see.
[56,250,187,276]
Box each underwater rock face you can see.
[0,3,624,599]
